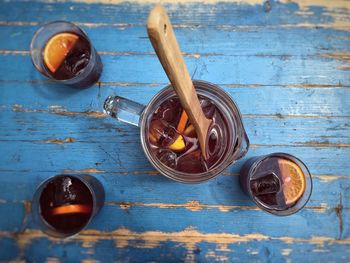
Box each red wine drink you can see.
[148,95,229,173]
[30,21,102,88]
[39,176,93,234]
[32,174,105,237]
[240,153,312,216]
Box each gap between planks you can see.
[1,79,349,89]
[9,104,350,119]
[0,199,330,213]
[63,169,350,182]
[0,137,349,148]
[1,0,350,9]
[1,21,350,31]
[0,169,348,182]
[1,50,350,63]
[104,200,329,213]
[25,141,350,148]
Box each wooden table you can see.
[0,0,349,261]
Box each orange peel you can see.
[51,204,92,216]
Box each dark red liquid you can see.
[39,176,93,234]
[249,157,305,210]
[43,33,91,80]
[148,96,229,173]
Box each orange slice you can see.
[177,110,188,133]
[43,33,79,73]
[51,204,91,216]
[168,135,186,151]
[278,158,306,205]
[149,133,157,144]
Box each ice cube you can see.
[200,98,216,118]
[64,50,89,76]
[250,173,281,196]
[177,150,207,173]
[156,149,177,169]
[149,119,180,147]
[154,98,182,123]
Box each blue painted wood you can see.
[0,0,350,262]
[0,1,349,26]
[1,54,349,86]
[1,83,350,116]
[0,237,340,262]
[0,238,19,262]
[0,139,349,175]
[0,171,346,208]
[1,110,349,145]
[0,203,24,232]
[2,26,350,56]
[18,239,349,262]
[8,206,344,240]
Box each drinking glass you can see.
[240,153,312,216]
[30,21,102,88]
[32,174,105,238]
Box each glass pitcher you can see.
[104,80,249,183]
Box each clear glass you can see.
[32,174,105,238]
[104,96,144,126]
[239,153,313,216]
[30,21,102,88]
[104,80,249,183]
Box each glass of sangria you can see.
[30,21,102,88]
[32,174,105,238]
[104,80,249,183]
[240,153,312,215]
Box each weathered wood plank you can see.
[3,203,340,238]
[0,1,349,29]
[0,203,24,232]
[1,229,350,262]
[2,25,350,56]
[0,0,349,261]
[0,171,346,211]
[0,237,19,262]
[1,110,349,145]
[0,139,349,175]
[1,82,350,116]
[0,53,349,86]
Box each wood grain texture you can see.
[0,0,349,261]
[0,228,350,262]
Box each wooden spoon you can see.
[147,4,212,158]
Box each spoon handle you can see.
[147,5,211,157]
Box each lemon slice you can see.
[278,158,306,205]
[51,204,91,215]
[43,33,79,73]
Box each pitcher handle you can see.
[103,96,145,127]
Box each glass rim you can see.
[245,152,313,216]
